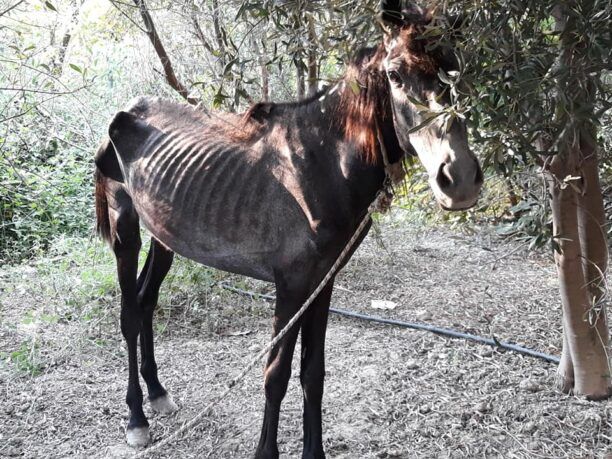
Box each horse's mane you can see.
[224,47,391,156]
[334,22,444,163]
[335,45,390,164]
[228,19,443,161]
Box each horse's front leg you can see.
[300,279,334,459]
[255,275,305,459]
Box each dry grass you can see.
[0,212,611,458]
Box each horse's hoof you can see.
[150,394,178,415]
[302,450,326,459]
[126,426,150,447]
[254,447,279,459]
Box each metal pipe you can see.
[219,282,560,364]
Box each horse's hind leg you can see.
[137,238,177,414]
[109,191,148,447]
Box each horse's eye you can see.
[387,70,402,86]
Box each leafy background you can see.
[0,0,610,263]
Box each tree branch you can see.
[191,13,214,54]
[0,0,25,18]
[0,85,87,95]
[132,0,198,105]
[53,0,85,74]
[211,0,226,67]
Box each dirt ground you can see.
[1,213,611,458]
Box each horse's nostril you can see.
[436,163,453,191]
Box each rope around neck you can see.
[133,190,387,458]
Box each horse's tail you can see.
[94,132,125,245]
[94,147,112,245]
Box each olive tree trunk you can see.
[547,1,611,399]
[296,56,305,99]
[546,149,610,399]
[306,15,318,96]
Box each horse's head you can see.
[379,0,482,210]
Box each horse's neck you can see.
[292,88,387,216]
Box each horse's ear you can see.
[380,1,428,33]
[402,2,426,24]
[380,0,404,28]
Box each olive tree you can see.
[444,0,611,398]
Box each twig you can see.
[132,0,198,105]
[484,239,531,267]
[108,0,149,34]
[0,0,25,18]
[0,85,87,95]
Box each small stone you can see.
[519,378,542,393]
[479,348,493,357]
[405,359,419,370]
[521,421,537,434]
[474,401,491,413]
[416,310,433,321]
[419,404,431,414]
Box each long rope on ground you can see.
[133,191,387,458]
[218,283,560,365]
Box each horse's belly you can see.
[121,135,316,282]
[159,228,278,282]
[126,159,306,282]
[133,192,283,282]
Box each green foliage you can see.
[3,339,42,376]
[432,0,612,243]
[0,1,141,263]
[0,0,610,263]
[0,232,223,377]
[0,141,93,263]
[497,199,553,248]
[453,0,611,160]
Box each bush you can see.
[0,128,94,263]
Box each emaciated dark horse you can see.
[94,2,482,457]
